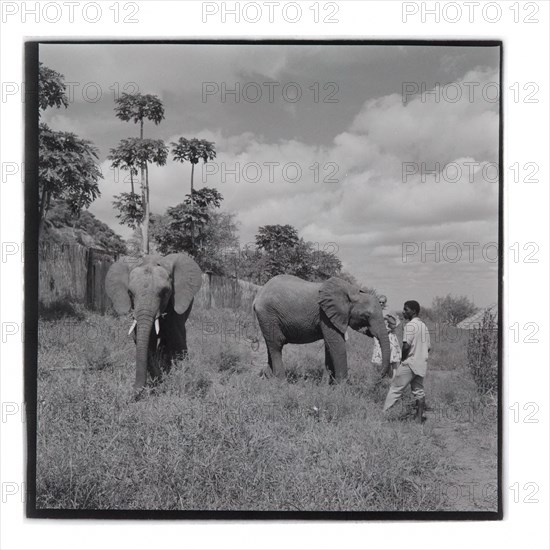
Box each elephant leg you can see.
[178,324,188,359]
[321,313,348,383]
[160,310,189,369]
[156,341,172,375]
[166,324,188,369]
[325,343,336,384]
[256,312,286,378]
[266,344,273,372]
[265,340,285,378]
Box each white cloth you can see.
[372,332,401,364]
[371,309,402,365]
[402,317,431,377]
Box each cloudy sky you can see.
[40,43,500,309]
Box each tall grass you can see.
[467,310,498,395]
[36,304,497,512]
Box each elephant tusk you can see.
[128,319,137,335]
[155,318,160,335]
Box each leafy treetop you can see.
[38,62,69,113]
[39,123,102,217]
[114,92,165,126]
[255,225,300,253]
[171,137,217,165]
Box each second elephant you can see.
[253,275,391,382]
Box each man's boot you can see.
[415,398,426,424]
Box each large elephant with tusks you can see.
[106,253,202,396]
[253,275,391,382]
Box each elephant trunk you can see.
[370,317,391,374]
[134,311,155,393]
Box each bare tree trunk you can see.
[190,162,195,252]
[190,162,195,201]
[140,118,147,254]
[142,164,150,254]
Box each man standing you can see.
[383,300,431,423]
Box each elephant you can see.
[253,275,391,382]
[105,253,202,394]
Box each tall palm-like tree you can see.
[114,93,165,253]
[171,138,217,203]
[171,138,217,249]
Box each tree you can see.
[242,225,346,285]
[108,138,140,194]
[39,123,102,233]
[38,64,102,234]
[132,139,168,253]
[311,248,343,281]
[256,225,299,253]
[171,137,217,250]
[112,192,143,229]
[44,199,127,254]
[171,137,217,199]
[185,187,223,209]
[109,136,167,253]
[151,190,239,274]
[151,187,223,255]
[200,210,240,274]
[432,294,478,325]
[114,93,165,253]
[108,138,143,229]
[38,62,69,113]
[114,93,165,139]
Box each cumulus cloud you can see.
[42,45,498,308]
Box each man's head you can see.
[378,294,388,309]
[403,300,420,320]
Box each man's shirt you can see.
[402,317,430,376]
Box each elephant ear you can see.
[105,259,132,315]
[318,277,352,334]
[163,253,202,314]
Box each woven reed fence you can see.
[39,242,260,314]
[39,242,117,313]
[196,273,260,312]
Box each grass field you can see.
[36,303,498,512]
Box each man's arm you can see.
[402,342,411,362]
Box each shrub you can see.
[432,294,478,325]
[38,300,85,321]
[467,309,498,394]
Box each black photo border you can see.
[25,38,504,521]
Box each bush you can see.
[38,300,85,321]
[432,294,478,325]
[467,309,498,394]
